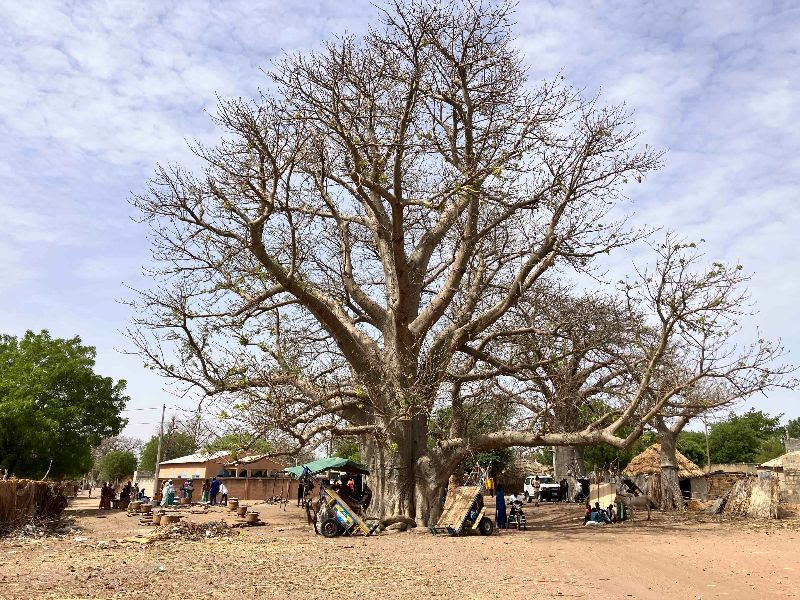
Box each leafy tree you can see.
[139,426,197,472]
[0,330,128,478]
[205,432,272,456]
[90,436,142,481]
[786,417,800,439]
[584,433,657,472]
[526,448,554,469]
[98,451,137,482]
[677,431,708,467]
[476,447,514,474]
[332,439,361,463]
[708,410,783,464]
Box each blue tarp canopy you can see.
[284,456,370,477]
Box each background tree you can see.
[98,451,137,483]
[676,431,707,467]
[130,1,784,523]
[786,417,800,439]
[332,438,362,463]
[90,436,142,482]
[139,416,197,472]
[0,330,128,478]
[583,432,657,473]
[708,409,784,464]
[204,431,272,456]
[621,237,792,510]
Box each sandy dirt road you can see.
[1,493,798,599]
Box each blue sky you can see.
[0,1,797,440]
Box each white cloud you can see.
[0,0,797,437]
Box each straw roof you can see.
[513,457,552,475]
[623,443,704,479]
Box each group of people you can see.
[93,480,146,509]
[159,476,228,506]
[98,482,117,509]
[584,501,616,525]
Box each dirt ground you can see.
[2,492,799,600]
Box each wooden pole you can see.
[153,404,166,497]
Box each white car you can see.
[523,475,561,502]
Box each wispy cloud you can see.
[0,0,797,437]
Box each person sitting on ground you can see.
[607,504,616,523]
[593,502,610,523]
[583,502,592,524]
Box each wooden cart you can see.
[318,485,380,538]
[430,469,494,536]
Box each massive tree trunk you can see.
[361,414,449,527]
[659,431,684,511]
[553,445,585,502]
[553,445,585,479]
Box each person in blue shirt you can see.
[210,477,220,505]
[495,486,507,528]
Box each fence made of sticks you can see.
[0,479,70,535]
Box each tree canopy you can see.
[786,417,800,439]
[98,451,137,482]
[204,431,272,456]
[139,423,197,472]
[0,330,128,478]
[708,409,785,464]
[131,0,789,521]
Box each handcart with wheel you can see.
[430,467,494,536]
[318,485,381,538]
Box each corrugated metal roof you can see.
[159,450,230,465]
[284,456,370,476]
[759,451,800,469]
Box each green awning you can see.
[284,456,370,477]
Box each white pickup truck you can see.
[523,475,562,502]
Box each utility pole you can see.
[153,404,166,497]
[703,415,711,472]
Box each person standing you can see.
[485,474,494,497]
[297,481,305,507]
[201,480,210,503]
[495,485,507,529]
[219,482,228,506]
[209,477,220,505]
[532,476,541,506]
[160,480,174,507]
[183,479,194,502]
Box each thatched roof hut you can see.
[495,457,552,493]
[624,443,704,479]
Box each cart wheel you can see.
[478,516,494,536]
[321,518,341,538]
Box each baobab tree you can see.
[130,2,784,524]
[623,238,793,510]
